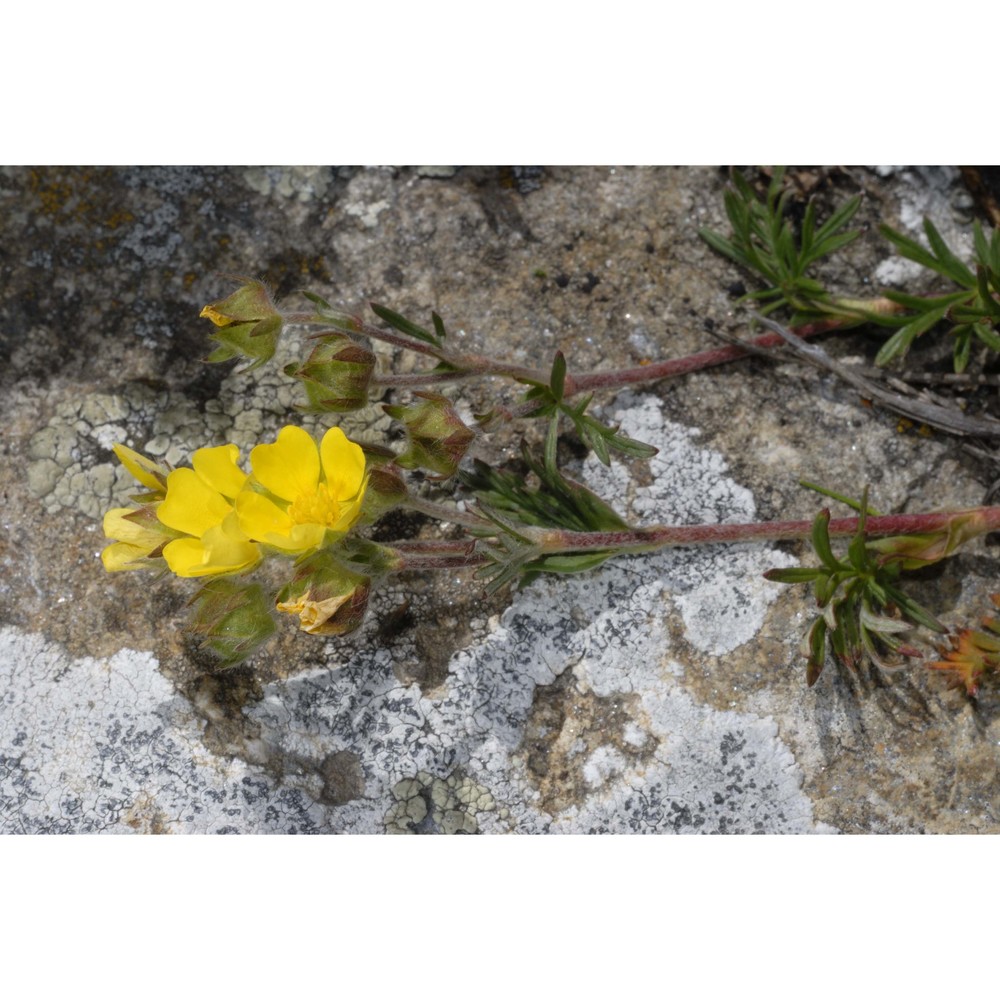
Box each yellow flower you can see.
[275,552,371,635]
[111,442,170,496]
[156,444,262,577]
[235,425,367,555]
[101,444,173,571]
[101,505,172,572]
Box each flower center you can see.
[287,484,342,527]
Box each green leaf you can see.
[847,522,869,572]
[605,432,659,460]
[953,326,972,373]
[431,311,447,341]
[807,617,828,687]
[698,228,751,270]
[301,290,333,310]
[811,509,842,572]
[370,303,439,345]
[544,414,560,474]
[812,195,862,250]
[880,223,944,275]
[764,567,825,583]
[881,289,970,311]
[799,481,880,515]
[799,201,816,260]
[975,266,1000,320]
[973,219,991,267]
[533,552,616,574]
[883,583,946,633]
[923,218,975,288]
[874,305,950,366]
[584,423,611,465]
[972,321,1000,352]
[807,228,860,264]
[550,351,567,402]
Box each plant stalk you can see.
[528,507,1000,555]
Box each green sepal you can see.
[187,579,277,669]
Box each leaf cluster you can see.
[765,488,944,686]
[875,219,1000,371]
[928,594,1000,695]
[698,167,862,321]
[459,424,630,591]
[519,352,657,465]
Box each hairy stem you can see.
[388,538,490,571]
[528,507,1000,554]
[403,496,490,530]
[379,506,1000,571]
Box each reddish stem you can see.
[562,317,846,395]
[536,508,1000,554]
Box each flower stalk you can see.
[284,306,886,399]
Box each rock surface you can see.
[2,166,998,833]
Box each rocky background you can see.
[2,165,998,833]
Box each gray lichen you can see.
[3,394,829,833]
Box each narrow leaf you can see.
[811,509,841,572]
[764,567,825,583]
[807,617,828,686]
[431,311,447,341]
[302,290,333,310]
[370,303,438,345]
[544,414,560,475]
[813,195,862,246]
[880,223,943,274]
[698,228,751,270]
[550,351,567,402]
[923,218,975,288]
[874,306,950,366]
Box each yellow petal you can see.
[162,515,259,577]
[113,443,169,493]
[101,542,160,572]
[235,490,293,541]
[193,443,247,499]
[250,425,320,501]
[319,426,366,500]
[280,523,327,553]
[199,304,232,327]
[158,468,232,537]
[103,507,165,547]
[327,490,366,534]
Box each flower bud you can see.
[200,278,283,372]
[101,504,176,572]
[356,464,409,525]
[285,333,376,412]
[276,554,371,637]
[188,579,277,667]
[383,392,475,479]
[869,509,994,570]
